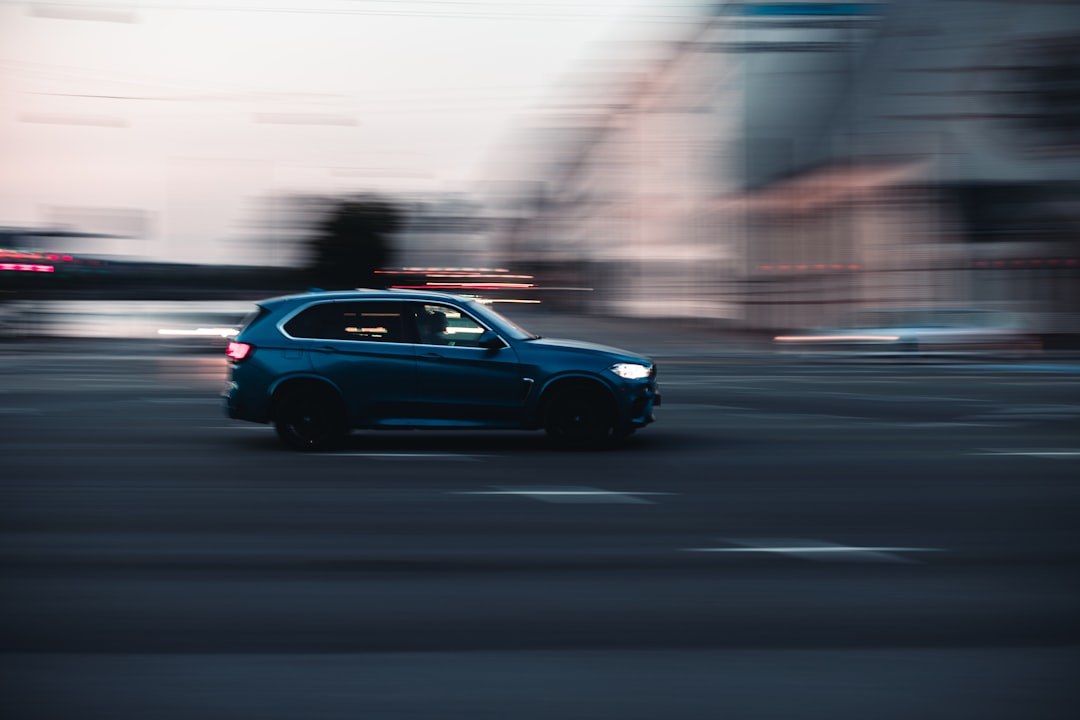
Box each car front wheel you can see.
[273,388,347,451]
[544,386,614,449]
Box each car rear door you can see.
[291,300,418,425]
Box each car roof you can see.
[260,288,475,307]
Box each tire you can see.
[543,385,614,449]
[273,386,347,451]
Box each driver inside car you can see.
[417,308,450,345]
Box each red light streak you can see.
[424,273,533,280]
[0,263,55,272]
[391,283,535,291]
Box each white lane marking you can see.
[143,397,219,404]
[455,486,672,504]
[714,389,981,404]
[893,422,1000,427]
[318,453,488,461]
[203,425,269,431]
[731,412,864,422]
[973,449,1080,458]
[988,404,1080,415]
[683,538,943,564]
[657,404,752,411]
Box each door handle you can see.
[421,352,442,359]
[318,346,338,354]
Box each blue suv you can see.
[223,289,659,449]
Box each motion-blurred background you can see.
[2,0,1078,342]
[3,4,1080,719]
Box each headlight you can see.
[608,362,651,380]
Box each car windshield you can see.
[465,300,540,340]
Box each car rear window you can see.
[284,301,406,342]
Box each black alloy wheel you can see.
[544,387,614,449]
[274,389,347,451]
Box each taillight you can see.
[226,341,253,361]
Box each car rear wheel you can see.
[544,386,614,449]
[273,387,347,451]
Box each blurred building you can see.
[493,0,1080,331]
[0,215,150,259]
[738,0,1080,332]
[490,32,743,318]
[395,194,492,269]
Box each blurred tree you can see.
[308,195,402,288]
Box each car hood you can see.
[523,337,651,363]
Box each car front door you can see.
[407,301,527,426]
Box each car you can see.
[773,307,1041,358]
[223,289,660,449]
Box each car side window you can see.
[411,303,489,348]
[283,303,331,338]
[284,301,405,343]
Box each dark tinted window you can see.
[283,303,331,339]
[284,301,405,342]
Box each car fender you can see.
[266,372,345,411]
[528,371,619,426]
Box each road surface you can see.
[1,330,1078,719]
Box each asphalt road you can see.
[1,331,1078,719]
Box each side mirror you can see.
[478,330,505,350]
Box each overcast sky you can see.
[0,0,703,263]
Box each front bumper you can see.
[626,382,660,427]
